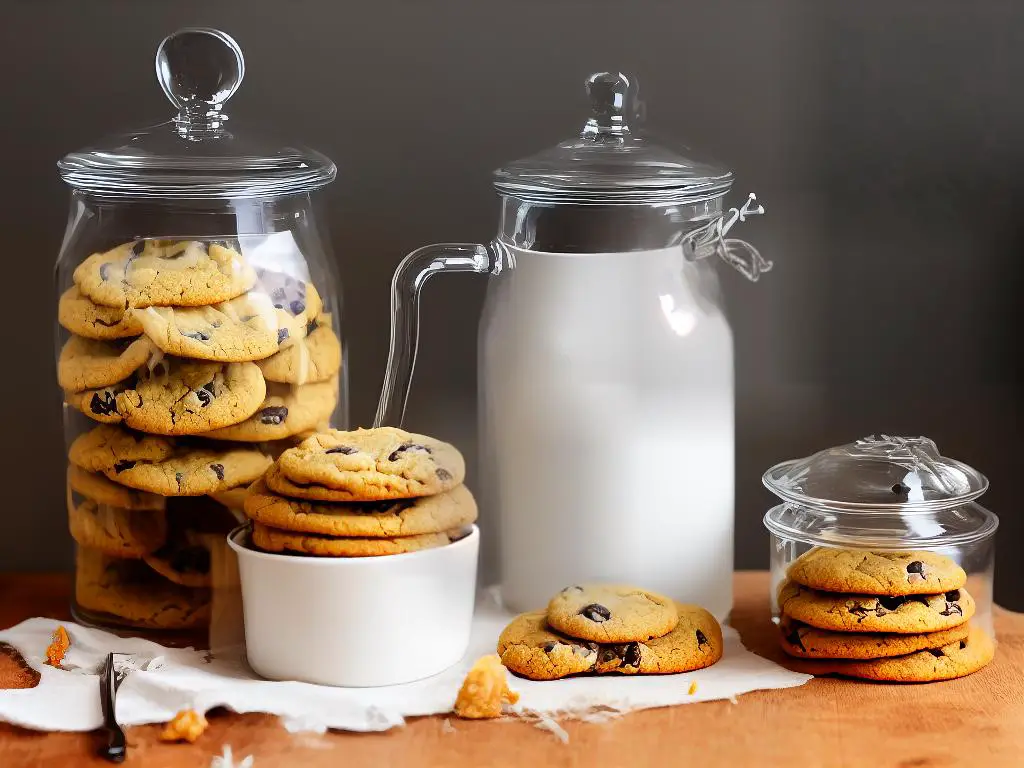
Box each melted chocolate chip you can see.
[849,605,871,621]
[277,328,289,345]
[112,460,135,473]
[695,630,710,648]
[131,241,146,257]
[388,442,432,462]
[579,603,611,623]
[99,263,112,281]
[878,595,907,611]
[196,383,216,407]
[305,319,318,335]
[259,406,288,425]
[907,560,926,577]
[959,640,967,650]
[210,463,225,481]
[945,590,961,601]
[926,648,945,658]
[183,331,210,342]
[784,626,806,651]
[940,602,963,617]
[326,446,357,455]
[436,468,453,481]
[891,482,908,495]
[170,545,211,574]
[164,244,189,259]
[599,648,617,664]
[620,642,641,667]
[289,299,305,315]
[90,391,117,416]
[541,641,558,653]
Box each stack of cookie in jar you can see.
[777,548,993,682]
[242,427,477,556]
[57,239,343,631]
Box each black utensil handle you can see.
[98,654,127,763]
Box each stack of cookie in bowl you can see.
[498,585,724,680]
[243,427,477,555]
[777,548,993,682]
[57,239,343,631]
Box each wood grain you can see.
[1,572,1021,768]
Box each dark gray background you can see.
[1,1,1020,607]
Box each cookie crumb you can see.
[45,626,70,668]
[441,718,456,734]
[160,709,209,743]
[688,680,698,695]
[453,655,519,719]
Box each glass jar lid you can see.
[763,435,997,549]
[58,28,336,200]
[492,72,734,206]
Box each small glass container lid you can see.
[763,435,998,549]
[58,27,335,200]
[492,72,733,206]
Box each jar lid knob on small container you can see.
[155,27,245,140]
[582,72,636,138]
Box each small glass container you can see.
[55,28,344,634]
[763,435,998,639]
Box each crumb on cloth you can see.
[454,654,520,719]
[45,626,70,669]
[688,680,698,695]
[161,709,209,743]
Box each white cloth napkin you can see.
[0,603,810,733]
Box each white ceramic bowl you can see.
[228,524,479,687]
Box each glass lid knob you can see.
[583,72,636,138]
[155,27,244,140]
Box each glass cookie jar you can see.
[763,436,998,642]
[55,28,345,633]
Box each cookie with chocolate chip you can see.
[778,616,971,660]
[498,603,722,681]
[67,465,166,511]
[200,378,337,442]
[547,585,678,643]
[787,547,966,596]
[792,627,994,682]
[57,335,156,392]
[255,316,341,385]
[244,476,477,537]
[58,285,143,340]
[73,240,256,309]
[67,486,167,558]
[250,521,464,557]
[65,358,266,435]
[69,424,272,496]
[778,579,974,634]
[272,427,465,501]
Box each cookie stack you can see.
[777,548,993,682]
[58,239,343,630]
[243,427,477,556]
[498,584,723,680]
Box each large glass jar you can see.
[55,29,344,634]
[763,436,998,679]
[375,73,771,618]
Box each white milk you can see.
[479,245,735,620]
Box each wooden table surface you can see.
[1,571,1021,768]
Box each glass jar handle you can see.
[682,193,772,282]
[373,243,502,428]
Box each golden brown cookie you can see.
[787,547,967,596]
[244,476,477,537]
[58,285,143,340]
[67,488,167,558]
[546,585,678,643]
[200,378,337,442]
[57,335,156,392]
[250,521,463,557]
[255,318,341,384]
[778,579,974,634]
[67,465,166,511]
[779,616,971,659]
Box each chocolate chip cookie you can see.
[75,549,211,630]
[787,548,967,596]
[69,425,272,496]
[793,627,994,682]
[65,359,267,435]
[778,580,974,634]
[272,427,465,501]
[73,240,256,309]
[778,616,971,660]
[57,335,156,392]
[58,285,143,340]
[498,603,723,681]
[250,521,464,556]
[244,476,477,537]
[547,585,678,643]
[130,292,297,363]
[67,487,167,558]
[67,464,166,511]
[200,378,338,441]
[255,317,342,384]
[144,531,215,588]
